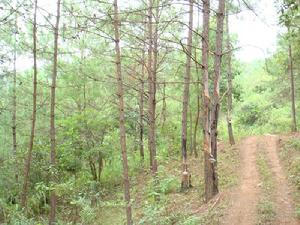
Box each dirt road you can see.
[221,135,300,225]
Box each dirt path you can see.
[221,135,300,225]
[262,135,299,225]
[221,136,261,225]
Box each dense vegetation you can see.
[0,0,299,224]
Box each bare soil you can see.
[221,136,261,225]
[222,135,300,225]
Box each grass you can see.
[218,145,239,189]
[279,136,300,219]
[256,152,276,225]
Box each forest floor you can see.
[98,140,240,225]
[98,134,300,225]
[221,135,300,225]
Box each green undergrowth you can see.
[279,137,300,218]
[0,141,239,225]
[218,145,239,189]
[94,142,239,225]
[256,151,276,225]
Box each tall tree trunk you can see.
[147,0,153,170]
[181,0,193,191]
[49,0,61,224]
[225,7,235,145]
[139,49,145,161]
[152,0,159,174]
[113,1,133,224]
[21,0,38,208]
[208,0,225,200]
[153,0,159,100]
[189,108,193,154]
[202,0,218,202]
[193,42,201,158]
[193,109,199,157]
[12,7,18,182]
[288,43,297,132]
[147,0,157,173]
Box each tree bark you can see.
[139,49,145,161]
[113,1,133,224]
[288,43,297,132]
[49,0,61,224]
[181,0,193,191]
[21,0,38,208]
[193,109,199,157]
[189,108,193,155]
[202,0,218,202]
[193,42,201,158]
[225,7,235,145]
[207,0,225,201]
[12,6,18,182]
[147,0,158,174]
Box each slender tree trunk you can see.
[21,0,38,208]
[181,0,193,191]
[288,43,297,132]
[193,44,200,158]
[193,109,199,157]
[189,108,193,154]
[12,8,18,182]
[208,0,225,200]
[202,0,218,202]
[147,0,154,170]
[139,50,145,161]
[211,0,225,161]
[152,0,159,174]
[147,0,157,173]
[49,0,61,224]
[113,1,133,224]
[153,0,159,100]
[225,8,235,145]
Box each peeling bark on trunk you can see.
[207,0,225,201]
[113,1,133,224]
[49,0,61,224]
[211,0,225,160]
[193,109,199,157]
[225,8,235,145]
[202,0,218,202]
[193,46,200,158]
[181,0,193,191]
[21,0,38,208]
